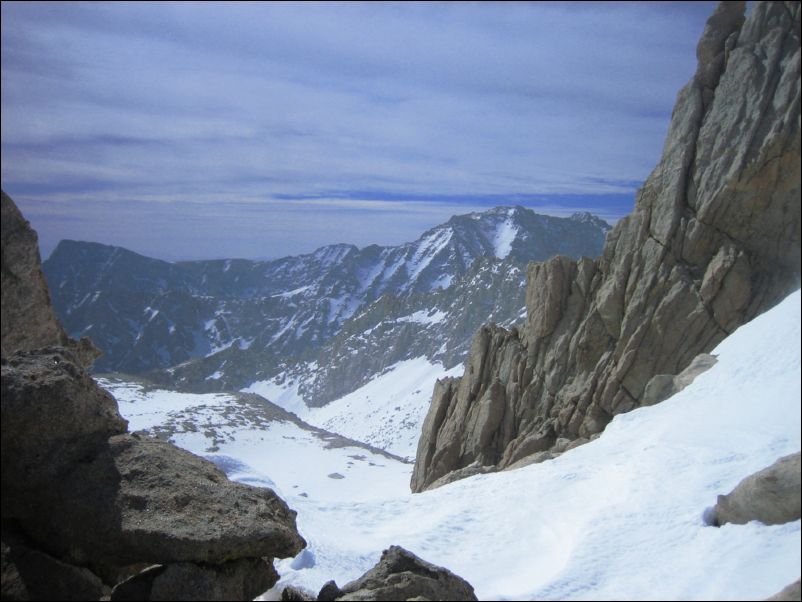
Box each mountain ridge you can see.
[43,205,611,387]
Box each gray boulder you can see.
[1,535,108,601]
[10,431,304,569]
[1,347,127,510]
[319,546,477,601]
[281,585,317,601]
[712,453,801,526]
[1,347,304,569]
[110,557,278,601]
[1,190,306,599]
[412,0,801,492]
[642,353,718,406]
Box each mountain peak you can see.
[568,211,612,231]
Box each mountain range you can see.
[2,2,800,600]
[43,207,610,401]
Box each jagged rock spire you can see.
[412,1,801,492]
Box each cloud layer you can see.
[1,1,715,260]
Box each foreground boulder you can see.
[50,432,304,567]
[711,452,801,527]
[1,189,305,599]
[110,558,278,601]
[1,534,109,601]
[412,0,801,491]
[1,348,128,499]
[314,545,477,601]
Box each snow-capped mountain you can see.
[103,288,801,601]
[43,207,610,381]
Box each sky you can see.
[1,1,718,261]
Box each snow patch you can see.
[406,228,453,284]
[493,217,518,259]
[242,376,306,416]
[272,284,313,298]
[104,379,411,504]
[304,357,464,459]
[396,309,447,326]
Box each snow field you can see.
[303,357,464,459]
[107,290,801,601]
[243,356,464,460]
[269,290,801,600]
[105,380,413,504]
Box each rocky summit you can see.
[412,1,801,492]
[0,192,305,600]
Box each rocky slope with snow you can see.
[412,0,801,492]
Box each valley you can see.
[101,291,802,600]
[2,2,800,601]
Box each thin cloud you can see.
[2,1,716,260]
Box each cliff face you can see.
[412,1,801,492]
[0,192,98,367]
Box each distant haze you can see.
[1,1,716,261]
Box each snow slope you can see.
[244,357,463,460]
[305,358,464,460]
[106,289,801,601]
[104,381,412,503]
[265,289,801,600]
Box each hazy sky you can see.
[1,1,717,261]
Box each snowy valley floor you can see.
[103,290,801,601]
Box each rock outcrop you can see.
[1,191,98,367]
[710,452,801,527]
[1,191,305,600]
[109,558,279,601]
[413,1,801,492]
[312,545,478,601]
[765,579,802,602]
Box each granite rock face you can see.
[413,1,801,492]
[1,191,99,367]
[1,191,305,599]
[316,546,478,601]
[1,348,127,499]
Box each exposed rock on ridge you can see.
[1,191,98,367]
[309,545,478,601]
[412,1,801,492]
